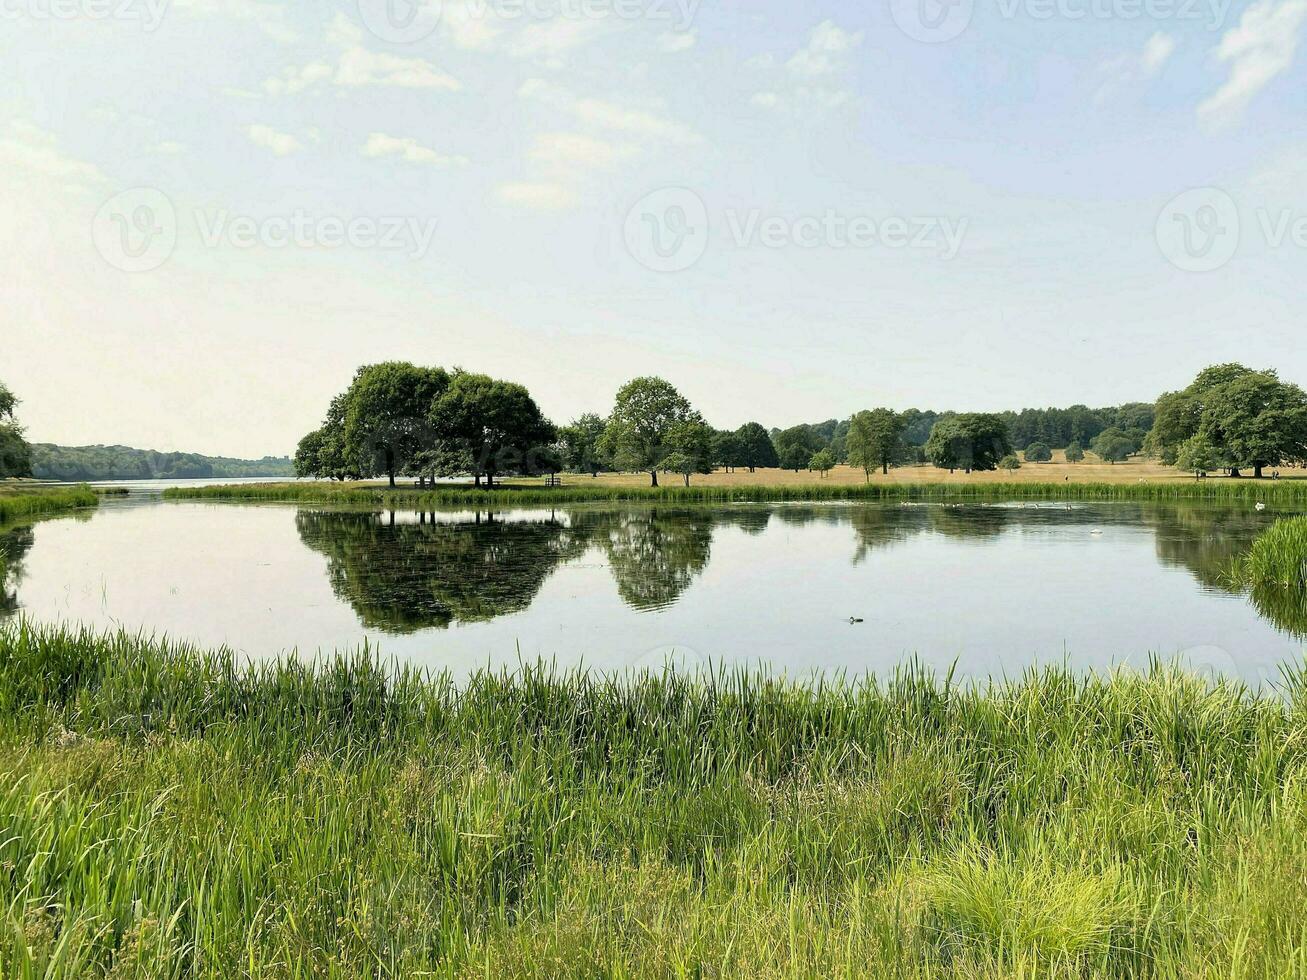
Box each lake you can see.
[2,495,1303,683]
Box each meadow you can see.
[4,621,1307,978]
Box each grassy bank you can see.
[164,477,1307,509]
[0,486,99,523]
[4,622,1307,977]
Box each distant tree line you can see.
[29,445,294,482]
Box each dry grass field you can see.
[574,451,1306,490]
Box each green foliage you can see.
[343,362,451,487]
[734,422,779,471]
[1235,516,1307,590]
[1092,428,1136,464]
[1175,433,1221,475]
[999,454,1021,470]
[33,444,293,482]
[925,414,1013,472]
[601,378,702,486]
[0,381,32,479]
[846,409,906,479]
[808,448,836,477]
[1064,441,1085,463]
[1151,364,1307,477]
[6,622,1307,976]
[1024,442,1052,463]
[772,424,824,472]
[558,413,610,475]
[709,429,743,471]
[433,372,555,487]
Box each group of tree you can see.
[295,363,556,488]
[0,381,32,479]
[1148,364,1307,478]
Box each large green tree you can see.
[600,377,702,487]
[924,414,1012,473]
[432,373,555,488]
[735,422,779,472]
[846,409,906,479]
[343,363,450,487]
[0,381,32,479]
[772,425,824,473]
[1149,365,1307,478]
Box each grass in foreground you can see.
[0,486,99,523]
[4,623,1307,977]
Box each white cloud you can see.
[529,132,633,170]
[1095,31,1176,103]
[246,124,301,156]
[658,30,697,52]
[265,62,333,96]
[749,20,863,112]
[153,140,186,155]
[785,20,864,77]
[1199,0,1307,125]
[362,132,469,166]
[519,78,700,145]
[497,182,577,210]
[334,47,462,90]
[507,18,605,58]
[0,121,104,193]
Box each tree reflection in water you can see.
[0,524,35,616]
[291,501,1306,637]
[295,509,587,633]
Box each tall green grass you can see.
[163,478,1307,508]
[0,486,98,523]
[4,621,1307,977]
[1238,515,1307,588]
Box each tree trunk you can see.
[1230,468,1242,478]
[474,473,481,488]
[882,461,888,475]
[683,474,690,487]
[1254,464,1264,479]
[650,470,659,487]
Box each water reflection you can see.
[0,524,35,616]
[295,509,587,633]
[286,501,1286,635]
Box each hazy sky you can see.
[3,0,1306,457]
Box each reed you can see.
[162,478,1307,509]
[0,486,99,523]
[1236,516,1307,589]
[4,621,1307,977]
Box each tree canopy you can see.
[1024,442,1052,463]
[1148,365,1307,478]
[924,414,1012,472]
[601,377,702,487]
[735,422,779,471]
[433,373,555,488]
[846,409,906,479]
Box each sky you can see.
[3,0,1306,458]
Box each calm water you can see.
[2,496,1304,682]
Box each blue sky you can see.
[3,0,1306,456]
